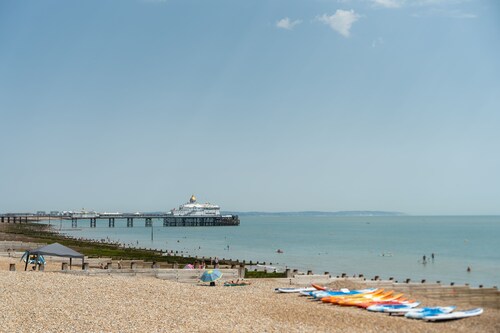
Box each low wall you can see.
[364,280,500,309]
[0,240,46,252]
[60,268,241,284]
[284,274,500,310]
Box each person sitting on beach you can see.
[227,279,251,285]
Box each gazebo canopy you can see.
[24,243,84,271]
[29,243,84,259]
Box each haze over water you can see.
[58,215,500,288]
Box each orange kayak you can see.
[321,289,384,304]
[338,292,405,306]
[356,298,416,309]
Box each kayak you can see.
[367,302,421,312]
[403,306,456,319]
[311,283,327,290]
[302,288,377,299]
[355,298,416,309]
[422,308,483,322]
[337,292,405,307]
[322,289,386,304]
[275,287,317,293]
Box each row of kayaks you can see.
[275,284,483,322]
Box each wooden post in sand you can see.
[238,264,246,278]
[62,263,68,271]
[9,263,15,271]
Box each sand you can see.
[1,257,499,333]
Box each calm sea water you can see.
[54,215,500,287]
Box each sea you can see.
[52,215,500,288]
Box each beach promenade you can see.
[1,255,499,333]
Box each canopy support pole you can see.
[24,251,30,271]
[70,258,72,270]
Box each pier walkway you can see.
[0,213,240,228]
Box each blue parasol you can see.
[200,269,223,282]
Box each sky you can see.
[1,0,499,215]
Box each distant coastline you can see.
[224,211,405,217]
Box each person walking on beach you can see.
[215,257,219,268]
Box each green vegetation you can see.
[3,222,288,278]
[245,269,287,278]
[3,223,193,264]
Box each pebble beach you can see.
[1,257,499,333]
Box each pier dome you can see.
[189,195,197,203]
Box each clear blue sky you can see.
[1,0,499,214]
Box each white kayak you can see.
[275,287,317,293]
[366,302,421,313]
[403,306,456,319]
[422,308,483,322]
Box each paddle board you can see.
[401,306,456,319]
[367,302,420,312]
[275,287,316,293]
[422,308,483,321]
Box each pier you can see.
[0,213,240,228]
